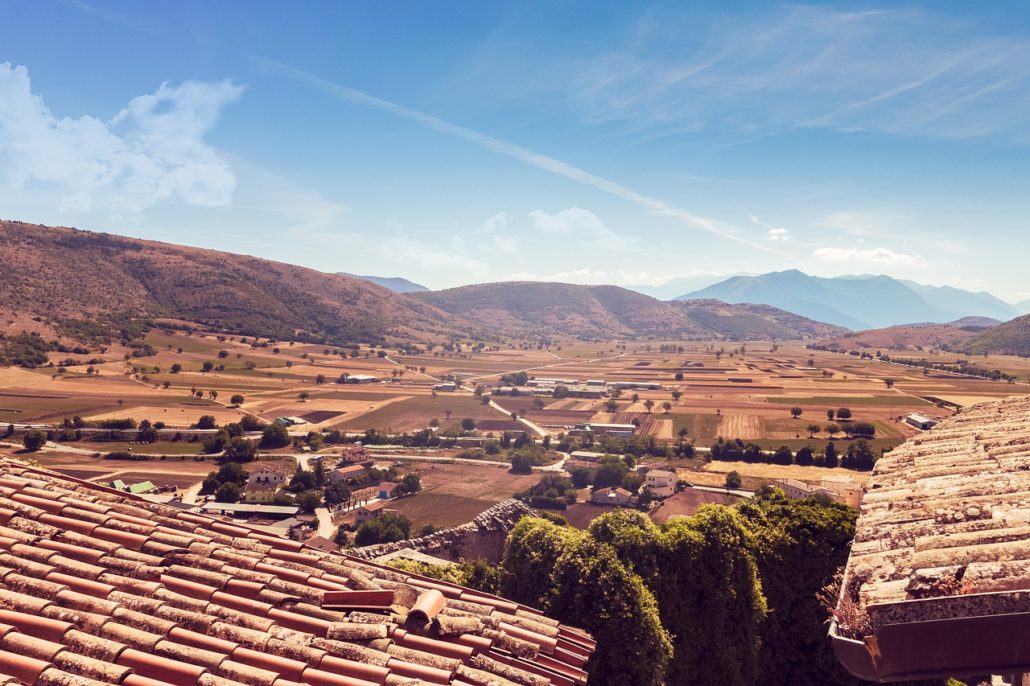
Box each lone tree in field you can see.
[662,401,672,414]
[22,430,46,452]
[229,394,245,406]
[671,390,682,401]
[806,423,820,438]
[725,471,742,489]
[461,417,476,432]
[790,406,803,419]
[884,378,895,389]
[836,407,852,420]
[605,399,618,412]
[825,423,840,438]
[644,399,655,414]
[826,408,835,421]
[298,391,310,401]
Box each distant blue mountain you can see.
[677,270,1019,330]
[340,273,429,294]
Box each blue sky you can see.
[2,1,1030,301]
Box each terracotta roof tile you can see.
[0,457,593,685]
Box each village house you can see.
[355,499,392,524]
[817,475,863,507]
[248,464,290,488]
[378,481,399,499]
[773,478,839,503]
[592,486,633,506]
[328,463,367,484]
[644,469,677,498]
[340,443,370,464]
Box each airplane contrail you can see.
[240,49,783,255]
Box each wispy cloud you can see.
[525,6,1030,141]
[528,207,635,250]
[493,267,681,287]
[0,62,243,218]
[236,49,779,255]
[385,231,487,272]
[813,246,926,268]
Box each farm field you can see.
[4,329,1030,457]
[383,461,539,530]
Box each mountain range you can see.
[680,270,1020,329]
[0,221,843,346]
[339,273,429,293]
[412,282,844,340]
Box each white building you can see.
[818,476,863,508]
[905,413,938,430]
[247,464,289,489]
[644,469,677,498]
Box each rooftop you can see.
[831,395,1030,681]
[199,502,300,516]
[0,457,594,686]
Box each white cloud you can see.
[385,232,487,272]
[480,211,511,233]
[528,207,635,250]
[0,62,243,217]
[767,227,789,241]
[493,268,679,287]
[813,246,926,267]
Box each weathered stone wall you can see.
[350,498,534,564]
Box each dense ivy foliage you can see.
[499,494,952,686]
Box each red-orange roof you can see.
[0,457,594,685]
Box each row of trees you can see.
[710,437,880,471]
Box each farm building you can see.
[433,381,457,391]
[527,378,576,387]
[328,464,367,484]
[818,475,863,507]
[378,481,399,499]
[355,499,392,524]
[570,450,605,462]
[273,416,307,426]
[905,412,939,430]
[340,443,370,463]
[111,479,156,495]
[585,379,607,386]
[565,386,605,399]
[644,469,677,498]
[198,501,299,519]
[575,422,637,437]
[592,486,633,506]
[772,478,840,503]
[610,381,662,390]
[344,374,379,384]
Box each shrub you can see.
[21,430,47,452]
